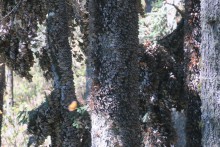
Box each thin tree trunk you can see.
[200,0,220,146]
[0,56,5,147]
[6,69,13,107]
[88,0,142,146]
[172,109,186,147]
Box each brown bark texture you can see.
[184,0,202,146]
[139,16,185,146]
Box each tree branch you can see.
[0,0,23,22]
[166,2,185,17]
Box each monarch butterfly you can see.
[68,101,78,111]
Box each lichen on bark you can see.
[88,0,142,146]
[201,0,220,146]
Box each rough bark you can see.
[184,0,202,146]
[88,0,141,146]
[46,0,80,146]
[0,55,5,147]
[201,0,220,146]
[27,1,92,146]
[139,43,180,147]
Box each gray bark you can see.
[6,69,13,107]
[201,0,220,146]
[172,109,186,147]
[88,0,142,146]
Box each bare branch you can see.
[0,0,23,22]
[166,2,185,17]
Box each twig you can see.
[0,0,23,22]
[166,2,185,17]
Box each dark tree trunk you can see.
[184,0,202,146]
[28,1,92,147]
[0,56,5,147]
[201,0,220,146]
[88,0,142,146]
[46,0,80,146]
[139,16,185,146]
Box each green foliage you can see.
[2,62,52,146]
[76,105,88,114]
[139,1,170,43]
[17,110,29,125]
[152,0,164,11]
[142,112,150,123]
[72,105,89,129]
[139,0,183,43]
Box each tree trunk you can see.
[172,109,186,147]
[88,0,142,146]
[0,56,5,147]
[184,0,202,146]
[201,0,220,146]
[140,15,185,147]
[46,0,80,146]
[6,68,14,107]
